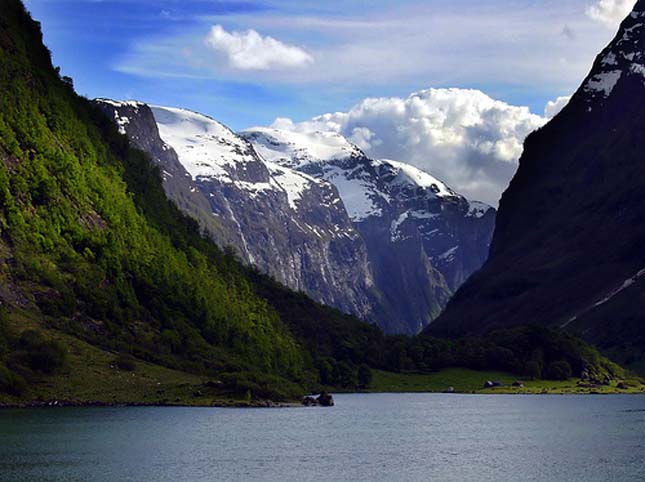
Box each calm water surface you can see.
[1,394,644,482]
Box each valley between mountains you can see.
[94,100,495,335]
[0,0,644,406]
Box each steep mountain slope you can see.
[94,101,378,321]
[244,128,496,332]
[0,0,308,384]
[98,102,495,334]
[429,1,645,366]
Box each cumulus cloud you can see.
[270,88,547,205]
[544,95,572,119]
[586,0,636,27]
[204,25,313,70]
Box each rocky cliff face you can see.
[243,128,495,333]
[96,101,495,334]
[95,101,378,321]
[429,1,645,366]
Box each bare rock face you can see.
[95,100,377,321]
[243,128,495,333]
[96,100,495,334]
[428,2,645,365]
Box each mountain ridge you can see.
[428,0,645,368]
[97,100,496,334]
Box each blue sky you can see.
[24,0,626,130]
[23,0,635,204]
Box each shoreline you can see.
[0,399,300,409]
[2,389,644,410]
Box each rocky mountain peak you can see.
[578,1,645,107]
[243,127,495,295]
[242,127,364,170]
[97,100,495,334]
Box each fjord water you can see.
[1,394,643,482]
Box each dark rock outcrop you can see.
[316,392,335,406]
[429,2,645,365]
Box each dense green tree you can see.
[357,364,373,388]
[546,360,573,381]
[523,361,542,380]
[333,361,357,388]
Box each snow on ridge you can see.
[243,127,490,223]
[96,98,145,109]
[241,127,363,168]
[96,99,145,135]
[584,70,623,97]
[581,13,644,103]
[467,200,494,218]
[151,105,256,181]
[374,159,457,198]
[150,105,325,212]
[243,127,384,221]
[264,160,319,210]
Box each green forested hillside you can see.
[0,0,307,396]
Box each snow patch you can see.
[264,161,317,210]
[584,70,622,97]
[601,52,618,66]
[563,267,645,327]
[151,105,255,181]
[375,159,456,198]
[630,63,645,78]
[324,165,383,221]
[438,246,459,262]
[390,212,410,242]
[242,128,363,169]
[468,201,493,218]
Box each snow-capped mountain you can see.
[429,1,645,366]
[95,100,495,334]
[95,100,378,322]
[243,128,495,293]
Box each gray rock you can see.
[302,396,318,407]
[316,392,334,407]
[484,380,503,388]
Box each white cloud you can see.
[586,0,636,27]
[117,1,619,94]
[544,95,572,118]
[270,88,547,205]
[204,24,313,70]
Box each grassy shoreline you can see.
[2,365,643,409]
[2,319,642,408]
[347,369,645,395]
